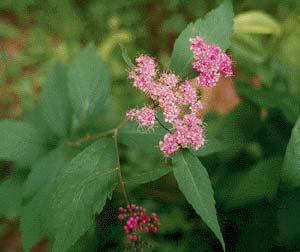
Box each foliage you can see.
[0,0,300,251]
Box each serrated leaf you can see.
[21,139,117,252]
[21,146,78,250]
[216,157,282,210]
[169,0,233,79]
[281,116,300,188]
[118,121,165,156]
[47,138,117,252]
[66,228,97,252]
[173,150,225,250]
[0,121,45,165]
[26,106,56,144]
[68,43,111,124]
[234,10,281,35]
[41,62,72,138]
[235,81,300,124]
[23,145,77,200]
[0,175,23,218]
[124,166,173,185]
[21,190,47,251]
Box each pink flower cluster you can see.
[126,36,233,156]
[118,204,160,242]
[126,107,155,127]
[190,36,233,87]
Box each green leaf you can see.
[26,106,56,144]
[235,81,300,124]
[169,0,234,79]
[118,121,165,156]
[119,43,133,68]
[0,175,23,218]
[0,121,45,165]
[21,190,47,251]
[173,150,225,250]
[281,116,300,188]
[67,43,111,124]
[231,34,266,66]
[47,138,117,252]
[23,145,77,200]
[66,228,97,252]
[21,138,117,252]
[21,146,77,250]
[277,188,300,244]
[195,137,229,157]
[236,205,277,252]
[124,165,173,185]
[216,156,282,209]
[161,14,187,33]
[215,103,261,158]
[234,11,281,35]
[41,62,72,138]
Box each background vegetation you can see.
[0,0,300,251]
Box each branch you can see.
[155,116,171,133]
[70,119,128,147]
[114,128,130,205]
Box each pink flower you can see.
[126,47,220,156]
[159,73,179,88]
[188,125,205,150]
[190,36,233,87]
[126,107,155,127]
[128,55,157,93]
[190,100,204,115]
[127,217,138,229]
[159,133,180,156]
[177,80,197,105]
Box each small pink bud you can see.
[151,213,157,218]
[118,207,124,212]
[127,234,132,240]
[144,227,149,233]
[118,214,124,220]
[132,235,138,241]
[141,214,149,222]
[152,227,158,233]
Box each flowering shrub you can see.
[1,0,300,252]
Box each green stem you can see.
[114,128,129,205]
[155,116,171,133]
[70,119,128,146]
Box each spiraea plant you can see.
[1,0,300,251]
[2,1,234,251]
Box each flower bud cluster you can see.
[126,36,233,156]
[118,204,160,242]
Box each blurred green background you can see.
[1,0,300,251]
